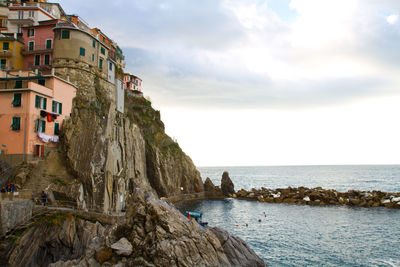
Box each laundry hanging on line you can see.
[40,110,59,122]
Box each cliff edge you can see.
[2,60,266,266]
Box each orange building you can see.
[0,69,76,166]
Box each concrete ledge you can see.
[161,192,226,204]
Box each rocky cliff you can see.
[1,60,266,266]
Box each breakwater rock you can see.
[232,187,400,208]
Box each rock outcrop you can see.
[2,189,266,266]
[233,186,400,208]
[221,172,235,196]
[210,227,267,267]
[0,60,267,266]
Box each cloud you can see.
[57,0,400,110]
[387,14,399,24]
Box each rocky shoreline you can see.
[231,186,400,208]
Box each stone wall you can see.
[0,199,33,236]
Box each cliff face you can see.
[53,59,203,213]
[1,60,266,266]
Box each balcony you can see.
[22,47,53,55]
[8,18,34,25]
[0,50,12,57]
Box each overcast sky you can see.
[58,0,400,166]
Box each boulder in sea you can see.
[204,177,216,192]
[221,171,235,196]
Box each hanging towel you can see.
[37,132,59,143]
[47,113,53,122]
[40,110,47,118]
[51,113,58,121]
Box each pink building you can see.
[123,73,142,92]
[22,19,58,74]
[0,69,76,166]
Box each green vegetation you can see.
[53,178,68,186]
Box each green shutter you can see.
[41,120,45,133]
[35,95,40,108]
[35,118,39,132]
[15,80,22,88]
[52,100,56,113]
[58,103,62,114]
[12,93,21,107]
[54,122,59,135]
[11,117,20,131]
[43,98,47,110]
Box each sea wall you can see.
[233,187,400,208]
[0,199,33,236]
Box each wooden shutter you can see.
[35,95,40,108]
[35,118,39,132]
[43,98,47,110]
[12,93,21,107]
[41,120,45,133]
[58,103,62,114]
[40,145,44,157]
[52,100,56,113]
[54,123,59,135]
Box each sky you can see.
[57,0,400,167]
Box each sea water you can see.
[177,165,400,266]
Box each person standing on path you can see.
[41,191,48,206]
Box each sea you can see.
[177,165,400,267]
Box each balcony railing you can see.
[22,46,53,55]
[0,50,12,57]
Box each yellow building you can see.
[0,33,24,70]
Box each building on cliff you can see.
[5,1,57,34]
[0,32,24,69]
[21,19,57,74]
[123,73,142,92]
[0,69,76,166]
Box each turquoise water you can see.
[177,165,400,266]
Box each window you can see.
[28,41,34,51]
[35,95,47,110]
[92,54,94,62]
[99,58,103,69]
[34,55,40,66]
[18,11,23,19]
[28,11,34,17]
[52,100,62,114]
[46,39,52,49]
[0,59,6,69]
[14,80,22,89]
[35,119,45,133]
[17,25,22,34]
[27,28,35,37]
[109,62,112,71]
[11,117,21,131]
[79,47,85,56]
[3,42,9,50]
[92,39,96,48]
[54,122,60,135]
[44,54,50,65]
[100,47,105,55]
[38,79,45,86]
[12,93,22,107]
[1,18,7,28]
[61,30,70,39]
